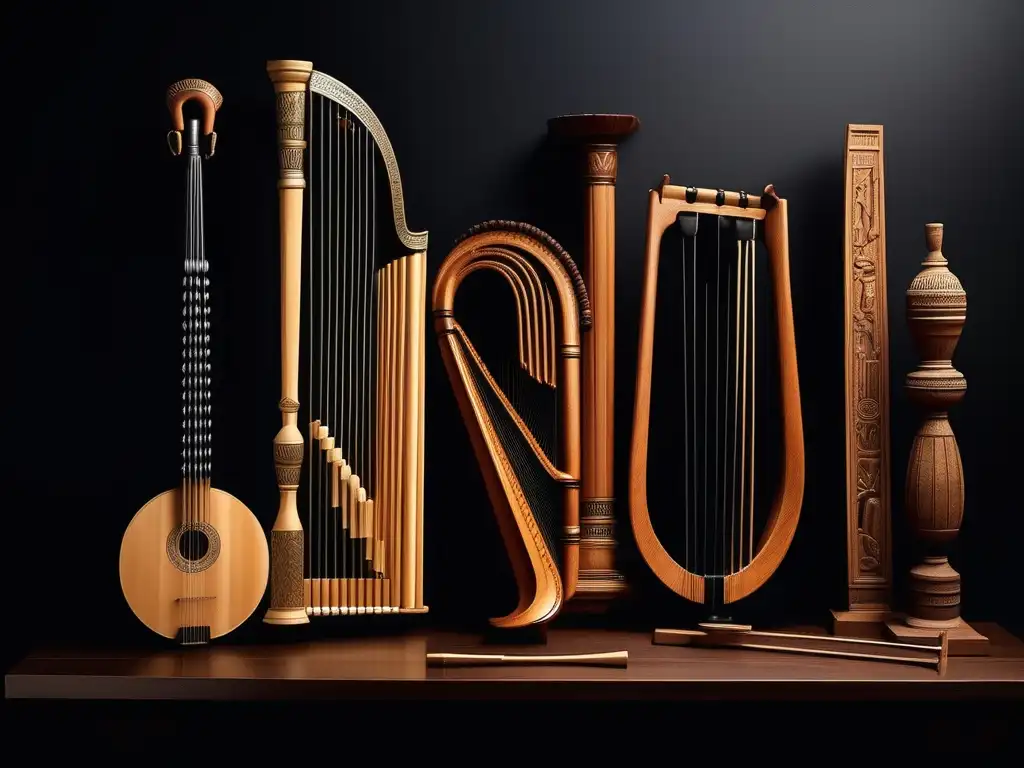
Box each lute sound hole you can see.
[166,521,221,574]
[178,529,210,560]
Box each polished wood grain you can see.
[119,487,269,640]
[432,222,588,629]
[6,625,1021,701]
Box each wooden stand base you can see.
[830,609,891,638]
[885,616,989,656]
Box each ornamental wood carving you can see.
[836,125,892,628]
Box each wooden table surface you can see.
[6,623,1023,701]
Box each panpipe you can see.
[630,178,805,619]
[432,221,590,628]
[263,60,428,624]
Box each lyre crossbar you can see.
[629,176,804,617]
[264,60,428,624]
[432,221,590,628]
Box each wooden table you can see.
[6,624,1023,701]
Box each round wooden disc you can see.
[547,113,640,142]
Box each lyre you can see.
[264,60,428,624]
[432,221,590,628]
[629,178,805,620]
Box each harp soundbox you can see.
[432,221,591,628]
[629,178,804,624]
[263,60,428,624]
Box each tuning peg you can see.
[167,129,182,156]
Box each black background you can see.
[4,0,1022,670]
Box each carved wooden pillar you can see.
[885,223,988,654]
[547,114,638,610]
[831,125,893,637]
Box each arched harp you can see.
[630,178,804,616]
[433,222,590,628]
[264,60,428,624]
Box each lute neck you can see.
[181,117,211,489]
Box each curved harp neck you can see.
[433,221,588,627]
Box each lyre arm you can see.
[308,69,427,252]
[725,193,803,602]
[629,188,705,603]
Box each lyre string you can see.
[713,214,721,607]
[748,233,756,565]
[680,225,689,572]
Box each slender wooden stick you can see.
[655,628,948,674]
[427,651,628,668]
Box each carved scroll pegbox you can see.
[166,78,223,158]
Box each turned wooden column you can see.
[886,223,987,654]
[547,114,638,609]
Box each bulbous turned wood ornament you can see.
[903,223,967,628]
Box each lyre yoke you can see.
[433,221,590,629]
[629,177,804,612]
[264,60,428,624]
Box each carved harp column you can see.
[547,114,638,608]
[264,60,428,623]
[831,125,893,636]
[433,221,590,629]
[265,60,312,625]
[885,224,988,655]
[630,179,804,619]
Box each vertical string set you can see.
[179,122,211,643]
[676,208,758,618]
[302,92,381,615]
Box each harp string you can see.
[458,329,564,574]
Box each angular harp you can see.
[432,221,590,628]
[264,60,428,624]
[629,178,804,621]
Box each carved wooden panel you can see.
[842,125,892,613]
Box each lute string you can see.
[198,142,208,634]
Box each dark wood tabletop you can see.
[6,623,1023,701]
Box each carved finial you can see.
[166,78,222,159]
[924,223,946,264]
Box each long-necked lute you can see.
[119,79,269,645]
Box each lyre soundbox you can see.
[263,60,428,624]
[119,79,269,645]
[432,221,590,630]
[630,178,804,624]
